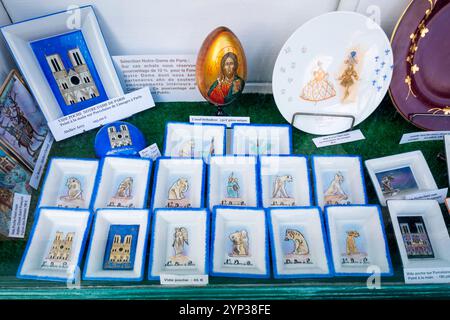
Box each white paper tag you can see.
[139,143,161,160]
[405,188,448,203]
[8,193,31,238]
[312,129,365,148]
[29,132,54,189]
[404,267,450,284]
[112,54,203,102]
[160,274,209,286]
[189,115,250,128]
[399,131,450,144]
[48,87,155,141]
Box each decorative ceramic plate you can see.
[390,0,450,130]
[273,12,393,135]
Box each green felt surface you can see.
[0,93,448,299]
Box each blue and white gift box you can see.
[211,207,270,278]
[268,207,332,278]
[38,158,100,209]
[260,155,312,208]
[83,208,150,281]
[148,208,209,280]
[231,124,292,156]
[163,122,226,159]
[207,156,260,210]
[17,207,93,282]
[324,205,393,277]
[312,155,368,209]
[92,157,152,211]
[151,157,206,211]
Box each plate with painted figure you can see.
[273,11,393,135]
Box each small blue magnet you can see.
[94,121,146,158]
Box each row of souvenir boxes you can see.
[39,150,439,212]
[18,200,450,282]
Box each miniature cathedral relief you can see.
[108,124,132,149]
[41,231,75,270]
[167,178,191,208]
[45,48,100,106]
[165,227,195,268]
[108,177,134,208]
[221,172,246,206]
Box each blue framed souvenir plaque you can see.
[103,224,139,270]
[30,30,108,116]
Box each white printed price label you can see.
[404,267,450,284]
[399,131,450,144]
[160,274,209,286]
[139,143,161,160]
[312,129,365,148]
[190,115,250,128]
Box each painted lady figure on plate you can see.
[167,177,191,208]
[165,227,195,268]
[108,177,134,208]
[338,50,362,102]
[271,175,295,206]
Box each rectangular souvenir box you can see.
[268,207,332,278]
[0,6,125,141]
[387,200,450,270]
[231,123,292,155]
[83,208,150,281]
[163,122,226,160]
[92,157,152,211]
[260,155,312,208]
[207,155,260,210]
[17,207,93,282]
[148,208,209,280]
[312,155,368,209]
[38,157,99,209]
[151,157,205,211]
[365,151,438,206]
[211,206,270,278]
[324,205,393,277]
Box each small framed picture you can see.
[1,6,124,125]
[324,205,393,277]
[387,200,450,270]
[163,122,226,160]
[151,158,205,211]
[211,207,269,278]
[38,158,99,209]
[0,143,32,237]
[312,155,367,209]
[83,208,150,281]
[268,207,332,278]
[365,151,437,206]
[0,70,50,171]
[17,207,92,282]
[92,157,152,211]
[148,209,208,280]
[208,156,259,210]
[231,124,292,155]
[260,155,312,208]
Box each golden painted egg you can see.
[196,26,247,106]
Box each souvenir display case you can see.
[0,0,450,301]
